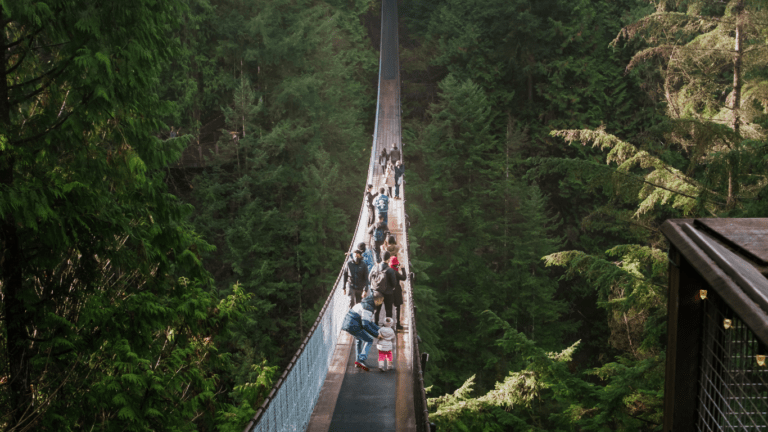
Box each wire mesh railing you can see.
[698,288,768,431]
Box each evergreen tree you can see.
[159,0,378,423]
[408,75,565,395]
[429,312,663,431]
[0,1,247,430]
[613,0,768,209]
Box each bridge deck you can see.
[305,0,412,425]
[242,0,418,430]
[306,74,413,431]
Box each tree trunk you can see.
[0,7,31,427]
[728,1,744,209]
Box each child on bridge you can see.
[377,317,396,371]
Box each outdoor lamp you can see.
[723,319,732,329]
[758,355,766,367]
[699,290,708,300]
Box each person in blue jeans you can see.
[360,242,376,283]
[373,187,389,225]
[341,291,384,371]
[394,161,404,199]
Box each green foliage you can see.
[0,0,253,429]
[157,0,378,423]
[1,0,379,429]
[403,0,679,430]
[407,74,566,396]
[429,312,664,431]
[416,0,656,139]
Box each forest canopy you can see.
[2,0,768,431]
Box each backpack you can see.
[363,249,375,273]
[375,195,389,213]
[370,267,388,293]
[373,225,386,242]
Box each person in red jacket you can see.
[389,255,407,331]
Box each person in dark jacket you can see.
[343,248,369,308]
[370,251,398,325]
[394,160,404,200]
[341,291,384,370]
[365,184,378,226]
[390,255,407,331]
[379,147,389,171]
[389,143,400,166]
[367,215,389,263]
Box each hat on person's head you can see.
[389,256,400,269]
[383,317,394,328]
[357,242,367,251]
[354,249,364,255]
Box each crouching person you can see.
[341,290,384,371]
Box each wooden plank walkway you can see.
[305,0,414,429]
[305,74,413,430]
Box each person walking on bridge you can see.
[370,251,399,325]
[368,215,389,263]
[383,163,395,198]
[365,184,378,226]
[381,235,400,263]
[373,187,389,225]
[389,143,400,166]
[343,248,369,308]
[394,160,404,200]
[377,317,396,371]
[360,241,376,276]
[390,255,407,332]
[341,291,384,371]
[378,147,389,171]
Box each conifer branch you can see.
[7,55,74,91]
[5,28,43,50]
[6,48,29,75]
[11,92,92,145]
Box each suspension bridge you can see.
[242,1,431,431]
